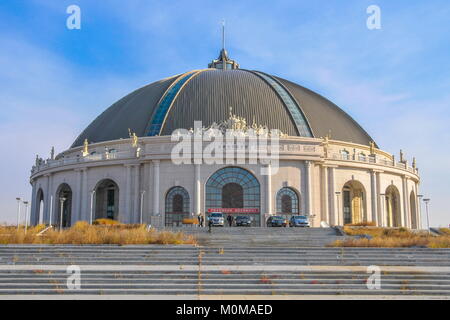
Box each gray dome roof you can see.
[71,69,376,148]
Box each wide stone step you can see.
[0,288,449,296]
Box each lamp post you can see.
[23,201,29,233]
[417,194,423,230]
[59,197,67,232]
[16,197,21,230]
[140,190,146,224]
[423,198,430,233]
[335,191,341,226]
[380,193,385,227]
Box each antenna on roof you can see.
[221,19,226,50]
[208,20,239,70]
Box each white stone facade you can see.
[29,136,421,228]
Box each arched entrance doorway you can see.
[94,179,120,220]
[276,187,300,219]
[342,180,366,225]
[385,185,401,227]
[410,191,418,229]
[36,188,44,225]
[56,183,72,228]
[165,186,190,227]
[205,167,260,226]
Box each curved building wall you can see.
[30,136,421,229]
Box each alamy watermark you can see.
[66,5,81,30]
[66,265,81,290]
[366,265,381,290]
[367,5,381,30]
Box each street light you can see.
[23,201,29,233]
[335,191,341,226]
[16,197,21,230]
[423,198,430,233]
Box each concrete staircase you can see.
[0,228,449,298]
[0,267,449,297]
[169,226,344,247]
[1,245,450,266]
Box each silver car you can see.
[208,212,225,227]
[289,215,310,227]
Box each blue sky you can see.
[0,0,449,226]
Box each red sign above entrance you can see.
[207,208,260,214]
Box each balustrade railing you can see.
[31,150,133,174]
[329,153,418,174]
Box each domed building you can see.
[29,49,421,229]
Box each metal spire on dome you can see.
[208,19,239,70]
[222,19,225,50]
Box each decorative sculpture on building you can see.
[369,141,375,155]
[128,128,139,148]
[82,139,89,157]
[50,146,55,160]
[400,149,405,163]
[322,134,330,158]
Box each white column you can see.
[370,170,378,225]
[402,176,410,228]
[125,165,132,223]
[81,168,88,221]
[415,182,422,229]
[43,174,51,223]
[321,165,329,224]
[73,169,82,224]
[304,161,312,216]
[152,160,160,216]
[329,167,337,225]
[194,164,201,215]
[30,180,37,226]
[265,163,272,226]
[133,164,140,223]
[145,163,152,221]
[376,171,383,226]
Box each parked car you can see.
[289,215,310,227]
[207,212,225,227]
[266,216,287,227]
[235,215,252,227]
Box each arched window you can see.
[55,183,72,228]
[276,188,299,215]
[206,167,260,226]
[94,179,120,221]
[385,185,401,227]
[165,186,190,227]
[342,180,366,225]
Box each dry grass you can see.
[0,222,196,245]
[329,226,450,248]
[92,218,122,226]
[344,221,376,227]
[439,228,450,235]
